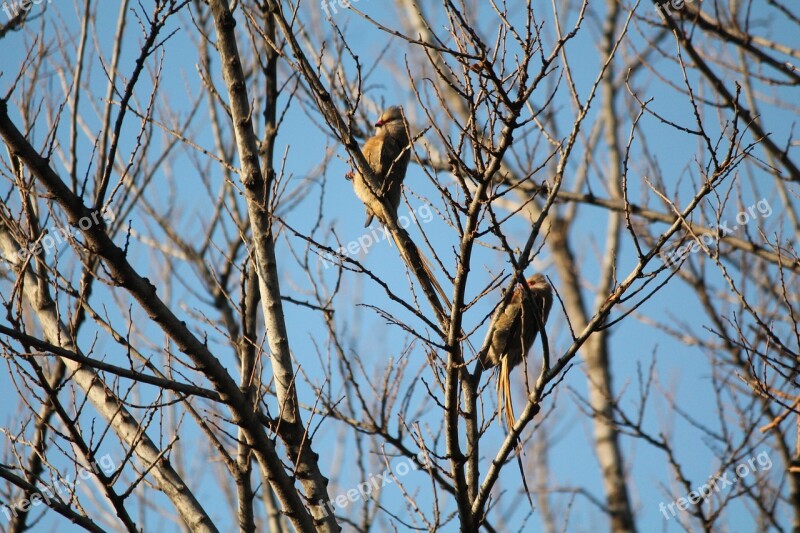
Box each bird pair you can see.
[348,106,553,431]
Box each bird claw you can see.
[345,170,354,181]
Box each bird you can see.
[481,273,553,431]
[349,106,411,227]
[346,105,451,319]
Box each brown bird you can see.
[350,106,410,227]
[482,273,553,431]
[346,106,451,316]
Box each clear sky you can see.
[0,1,796,531]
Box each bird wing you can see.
[493,290,542,364]
[487,292,523,364]
[493,303,521,352]
[380,135,410,197]
[362,136,386,181]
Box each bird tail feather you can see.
[498,358,524,455]
[418,246,450,309]
[389,231,451,310]
[498,357,516,431]
[388,228,479,359]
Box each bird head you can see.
[525,273,550,292]
[523,273,554,317]
[374,106,407,137]
[521,273,553,306]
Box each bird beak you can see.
[374,119,385,127]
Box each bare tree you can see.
[0,0,797,531]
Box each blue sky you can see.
[0,1,796,531]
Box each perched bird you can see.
[350,106,410,227]
[482,273,553,431]
[346,105,451,316]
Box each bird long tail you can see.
[389,231,451,310]
[498,358,525,459]
[498,357,516,431]
[418,246,450,309]
[388,228,479,359]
